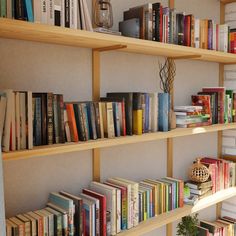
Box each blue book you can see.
[24,0,34,21]
[86,102,97,140]
[158,93,170,132]
[144,93,149,133]
[112,102,121,137]
[49,192,74,236]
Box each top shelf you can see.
[1,18,236,64]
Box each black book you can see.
[14,0,26,20]
[107,93,133,135]
[93,102,102,139]
[176,13,184,45]
[65,0,70,28]
[58,94,65,143]
[86,102,97,140]
[152,3,161,42]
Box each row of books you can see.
[1,90,174,152]
[199,200,236,236]
[0,0,93,31]
[5,176,184,236]
[119,2,233,53]
[174,87,236,128]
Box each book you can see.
[16,214,31,236]
[23,213,37,236]
[0,93,6,139]
[89,181,117,235]
[185,180,213,190]
[101,102,115,138]
[82,188,107,236]
[48,192,74,236]
[24,0,34,22]
[107,93,133,135]
[59,191,83,236]
[66,103,79,142]
[9,216,25,236]
[132,92,142,135]
[26,211,44,236]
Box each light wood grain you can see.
[1,18,236,63]
[3,123,236,161]
[118,187,236,236]
[221,0,236,4]
[167,138,173,177]
[93,149,100,182]
[222,155,236,162]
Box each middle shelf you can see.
[118,187,236,236]
[3,123,236,161]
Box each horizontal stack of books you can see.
[5,176,184,236]
[175,87,236,128]
[119,2,234,53]
[0,0,93,31]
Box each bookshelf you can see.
[118,187,236,236]
[0,1,236,236]
[2,123,236,161]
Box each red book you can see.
[65,103,79,142]
[120,100,126,136]
[159,6,163,42]
[191,95,212,124]
[202,87,225,124]
[230,32,234,53]
[82,189,107,236]
[200,159,218,193]
[184,15,191,46]
[223,160,230,189]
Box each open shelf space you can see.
[1,18,236,63]
[3,123,236,161]
[118,187,236,236]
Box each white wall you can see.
[0,0,232,235]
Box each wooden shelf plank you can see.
[3,123,236,161]
[1,18,236,63]
[118,187,236,236]
[221,0,236,4]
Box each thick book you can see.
[124,6,145,39]
[185,180,213,190]
[16,214,31,236]
[66,103,79,142]
[152,2,161,42]
[26,211,44,236]
[176,12,184,45]
[101,102,115,138]
[24,0,34,21]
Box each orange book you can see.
[66,104,79,142]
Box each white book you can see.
[194,18,200,48]
[33,0,41,23]
[150,93,158,132]
[19,92,26,150]
[61,0,65,27]
[6,0,12,18]
[81,0,93,31]
[212,22,216,50]
[64,109,71,142]
[70,0,78,29]
[15,92,20,150]
[114,177,139,227]
[2,89,14,152]
[47,0,54,25]
[10,92,16,151]
[41,0,47,24]
[40,209,54,236]
[98,102,104,139]
[89,181,117,235]
[0,95,6,141]
[219,24,229,52]
[27,91,33,149]
[107,178,133,229]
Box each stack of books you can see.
[175,87,236,128]
[119,2,234,53]
[0,0,93,31]
[185,180,213,201]
[5,176,184,236]
[174,105,210,128]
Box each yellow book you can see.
[133,110,142,135]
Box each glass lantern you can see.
[93,0,113,29]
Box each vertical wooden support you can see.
[0,139,6,236]
[167,2,175,236]
[216,3,225,219]
[92,49,101,182]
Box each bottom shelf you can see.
[118,187,236,236]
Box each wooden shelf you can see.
[3,123,236,161]
[221,0,236,4]
[118,187,236,236]
[1,18,236,64]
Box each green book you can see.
[0,0,6,17]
